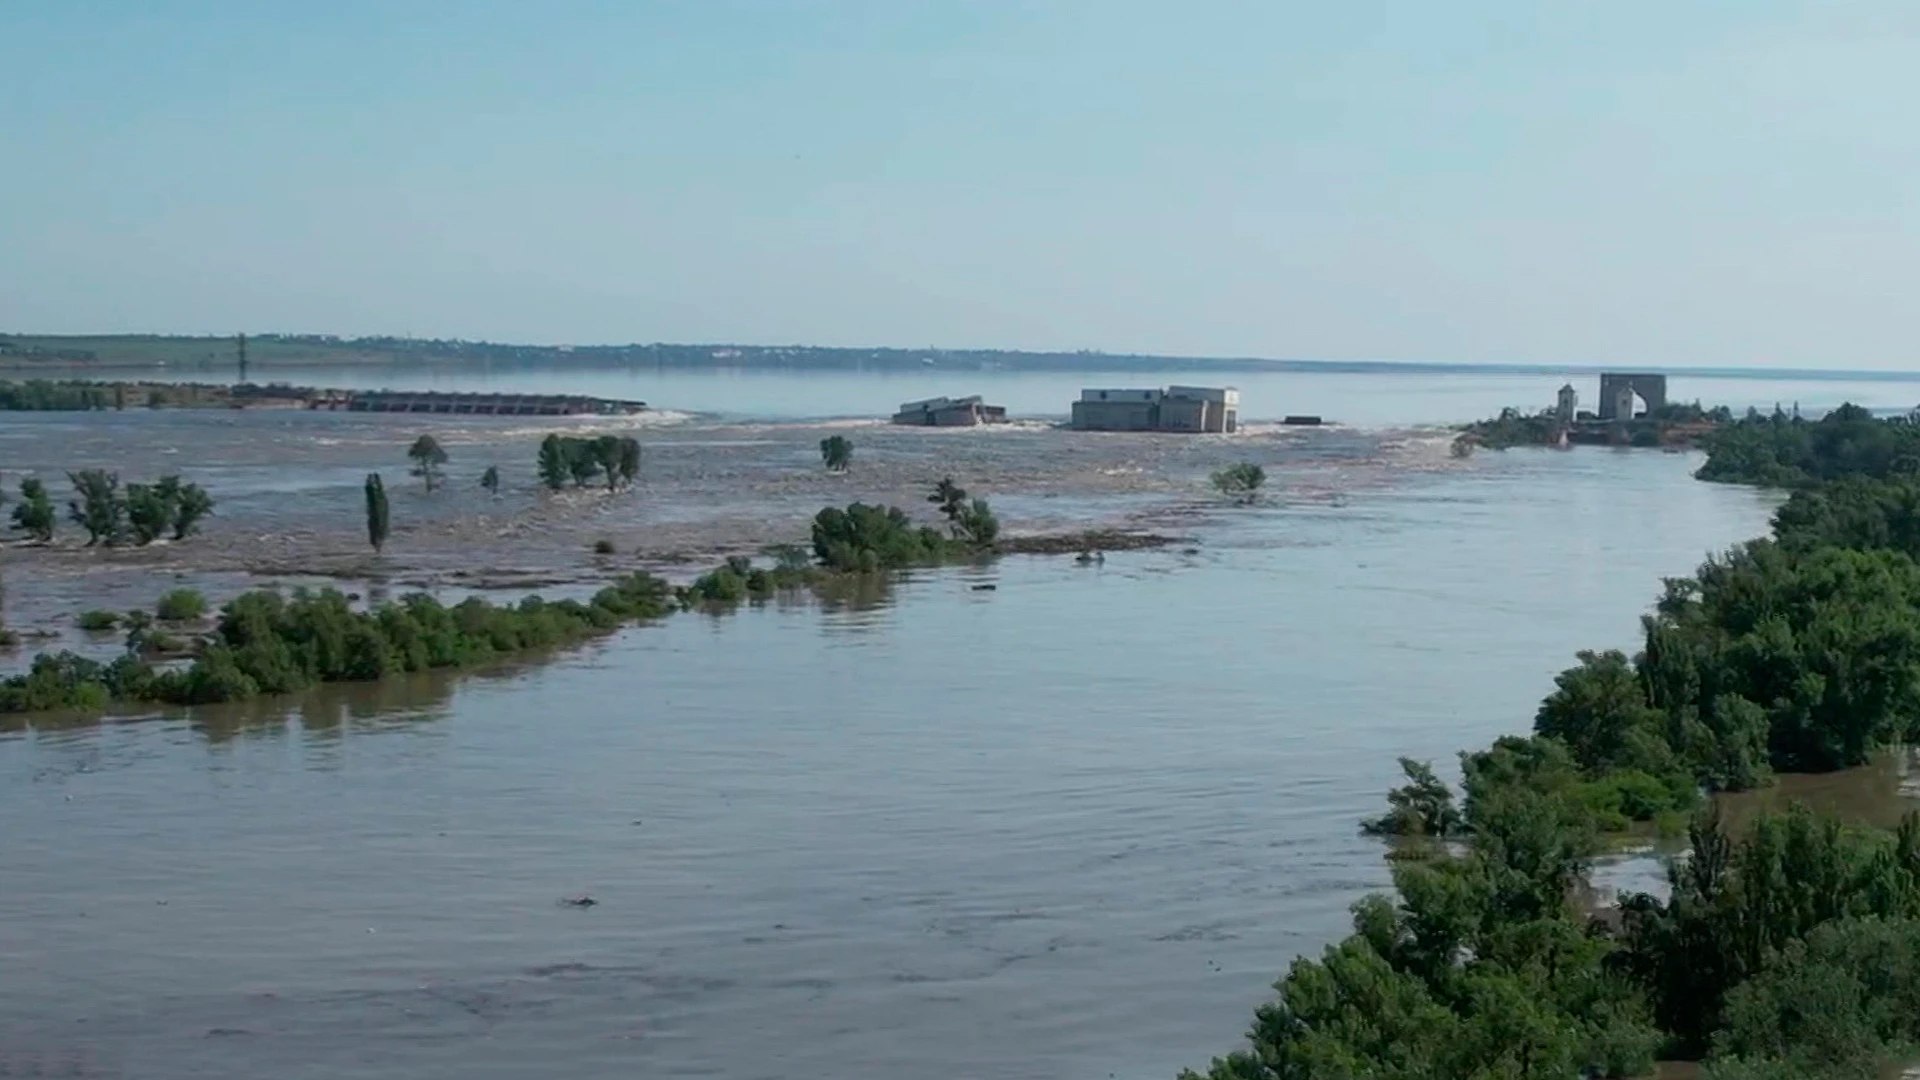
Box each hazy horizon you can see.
[6,2,1920,371]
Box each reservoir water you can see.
[0,429,1778,1079]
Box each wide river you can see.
[0,366,1829,1079]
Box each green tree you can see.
[928,477,969,533]
[537,435,568,491]
[1362,758,1464,836]
[616,437,641,488]
[566,441,600,488]
[819,435,853,472]
[955,497,999,548]
[1534,650,1676,776]
[67,469,125,545]
[364,473,389,553]
[170,479,213,539]
[12,476,56,542]
[591,434,622,492]
[124,481,171,545]
[408,434,448,491]
[1211,462,1266,504]
[155,588,208,622]
[480,465,500,495]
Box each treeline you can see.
[7,472,213,545]
[0,478,1002,715]
[1698,402,1920,487]
[1190,404,1920,1080]
[0,380,113,410]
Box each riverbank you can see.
[1188,405,1920,1080]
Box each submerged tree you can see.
[537,435,569,491]
[67,469,125,545]
[616,437,641,489]
[124,481,172,545]
[12,477,55,542]
[408,434,449,491]
[170,479,213,540]
[928,477,969,534]
[592,435,622,492]
[480,465,501,496]
[820,435,853,473]
[120,476,214,546]
[364,473,390,553]
[1211,462,1266,505]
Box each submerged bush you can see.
[77,610,120,631]
[155,589,208,622]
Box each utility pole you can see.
[237,332,248,386]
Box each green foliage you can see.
[408,434,448,490]
[169,478,213,539]
[0,574,677,714]
[591,538,616,555]
[928,477,968,525]
[537,435,569,491]
[124,481,171,544]
[616,437,641,487]
[364,473,389,552]
[155,588,207,622]
[77,610,120,631]
[480,465,501,495]
[1616,806,1920,1062]
[119,475,212,545]
[67,469,125,545]
[1535,649,1674,776]
[810,503,954,572]
[1644,541,1920,774]
[1458,406,1566,450]
[535,434,641,491]
[682,555,811,606]
[1362,758,1464,837]
[1698,403,1920,488]
[1185,792,1659,1080]
[1708,916,1920,1079]
[1211,462,1266,504]
[12,476,55,541]
[0,652,146,713]
[819,435,852,472]
[0,379,112,410]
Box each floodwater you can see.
[25,360,1920,425]
[0,427,1790,1079]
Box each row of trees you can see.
[1191,406,1920,1080]
[0,573,677,712]
[536,434,641,492]
[5,471,213,546]
[1,475,1012,710]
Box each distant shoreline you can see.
[4,332,1920,382]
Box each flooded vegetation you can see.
[10,372,1920,1079]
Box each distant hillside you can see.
[3,333,1916,381]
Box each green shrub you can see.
[77,610,120,631]
[155,588,208,622]
[592,538,617,555]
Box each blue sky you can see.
[4,1,1918,368]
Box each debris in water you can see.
[563,895,598,908]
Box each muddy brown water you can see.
[1,410,1822,1079]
